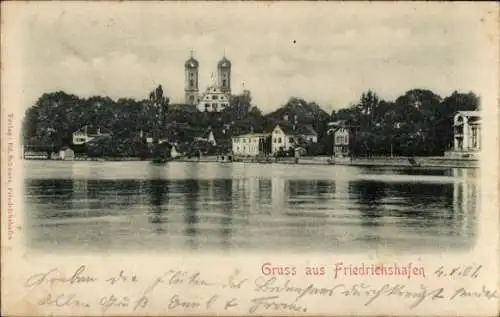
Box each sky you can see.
[4,2,497,114]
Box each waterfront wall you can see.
[25,154,479,168]
[331,156,478,168]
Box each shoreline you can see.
[24,155,478,168]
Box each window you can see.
[289,137,294,143]
[205,103,210,108]
[278,137,282,143]
[273,137,277,143]
[190,95,194,101]
[212,104,217,111]
[472,127,478,148]
[344,135,348,145]
[212,95,218,100]
[189,79,194,87]
[223,79,227,86]
[309,137,313,142]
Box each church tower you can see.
[184,52,199,105]
[217,56,231,94]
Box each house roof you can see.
[328,120,359,128]
[455,110,481,117]
[273,123,317,136]
[232,133,270,139]
[296,124,317,136]
[85,135,111,145]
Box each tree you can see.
[22,87,480,159]
[355,90,380,130]
[147,85,170,147]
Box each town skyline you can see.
[6,2,494,113]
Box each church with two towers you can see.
[184,54,232,113]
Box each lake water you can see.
[24,160,479,253]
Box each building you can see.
[217,57,231,94]
[197,85,230,112]
[184,53,232,112]
[271,124,295,154]
[72,126,111,145]
[295,124,318,143]
[184,55,199,105]
[59,147,75,160]
[196,129,217,146]
[271,123,318,154]
[195,126,231,147]
[327,120,353,157]
[232,133,271,156]
[170,146,180,158]
[24,151,48,160]
[446,111,481,158]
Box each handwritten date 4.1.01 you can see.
[434,265,482,279]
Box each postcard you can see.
[1,1,499,316]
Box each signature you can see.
[248,295,307,314]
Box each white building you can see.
[185,54,232,112]
[195,130,218,145]
[271,124,317,154]
[197,85,230,112]
[170,146,180,158]
[271,125,295,154]
[447,111,481,158]
[327,121,351,157]
[73,126,110,145]
[59,147,75,160]
[232,133,270,156]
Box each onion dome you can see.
[217,56,231,68]
[185,57,199,68]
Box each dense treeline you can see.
[333,89,479,156]
[22,86,479,157]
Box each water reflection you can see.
[349,181,387,226]
[24,162,479,252]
